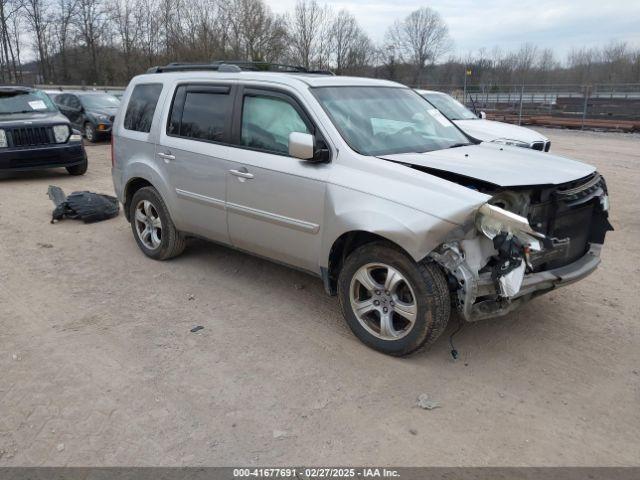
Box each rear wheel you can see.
[84,122,97,143]
[129,186,186,260]
[338,242,450,356]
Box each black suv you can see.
[56,92,120,142]
[0,86,87,175]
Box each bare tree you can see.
[0,0,22,82]
[75,0,107,82]
[23,0,52,82]
[222,0,286,61]
[286,0,331,69]
[112,0,141,78]
[385,6,451,84]
[330,9,359,74]
[51,0,77,82]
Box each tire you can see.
[338,242,450,356]
[129,186,186,260]
[66,157,88,175]
[84,122,97,143]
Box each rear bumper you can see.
[0,142,86,172]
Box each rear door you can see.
[65,95,84,129]
[225,87,330,272]
[156,82,236,243]
[56,94,74,124]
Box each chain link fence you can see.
[36,82,640,132]
[416,83,640,132]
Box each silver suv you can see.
[111,62,612,356]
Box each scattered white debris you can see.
[273,430,290,439]
[416,394,441,410]
[56,443,65,452]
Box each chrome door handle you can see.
[229,169,254,179]
[157,152,176,161]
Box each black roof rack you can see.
[147,61,334,75]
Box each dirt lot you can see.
[1,128,639,466]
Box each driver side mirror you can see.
[289,132,330,163]
[479,111,487,119]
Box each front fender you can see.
[319,184,468,268]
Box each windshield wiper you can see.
[3,110,46,114]
[448,143,471,149]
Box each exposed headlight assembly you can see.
[53,125,71,143]
[476,203,544,250]
[0,129,6,148]
[492,138,530,148]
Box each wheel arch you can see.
[323,230,421,296]
[120,158,176,223]
[123,177,154,221]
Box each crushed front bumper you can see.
[433,242,602,322]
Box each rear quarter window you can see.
[124,84,163,133]
[167,85,232,143]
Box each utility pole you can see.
[581,85,591,130]
[463,67,471,107]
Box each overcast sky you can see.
[270,0,640,59]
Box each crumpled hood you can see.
[0,110,70,127]
[380,142,596,187]
[454,119,548,144]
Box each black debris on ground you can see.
[47,185,119,224]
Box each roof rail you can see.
[147,61,335,75]
[146,63,242,74]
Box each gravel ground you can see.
[0,128,639,466]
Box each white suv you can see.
[111,62,612,356]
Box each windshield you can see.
[80,94,120,109]
[0,89,57,114]
[313,87,471,156]
[421,92,477,120]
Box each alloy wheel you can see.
[349,263,418,340]
[85,124,95,142]
[134,200,162,250]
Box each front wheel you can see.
[338,242,450,356]
[66,157,88,175]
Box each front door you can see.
[226,88,330,272]
[156,83,235,243]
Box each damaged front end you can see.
[430,172,613,322]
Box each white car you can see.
[417,89,551,152]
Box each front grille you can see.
[545,203,594,268]
[528,173,604,270]
[531,141,545,151]
[8,126,54,147]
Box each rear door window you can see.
[167,85,232,143]
[124,83,163,133]
[67,95,81,110]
